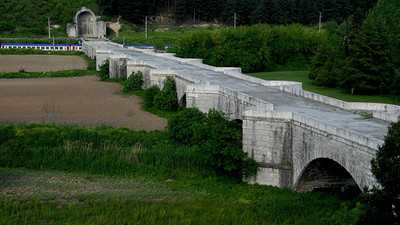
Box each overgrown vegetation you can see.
[146,77,179,112]
[168,108,258,178]
[99,59,110,81]
[0,166,362,224]
[357,120,400,224]
[125,71,144,91]
[170,24,323,72]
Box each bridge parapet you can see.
[282,85,400,122]
[186,83,273,119]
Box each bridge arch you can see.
[294,158,361,195]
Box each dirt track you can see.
[0,76,167,131]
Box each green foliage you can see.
[309,32,343,87]
[369,0,400,68]
[0,0,98,37]
[340,16,395,94]
[0,167,362,224]
[0,70,97,79]
[0,124,212,177]
[143,86,161,108]
[152,77,179,112]
[168,108,258,179]
[99,60,109,81]
[171,24,323,72]
[125,71,144,91]
[391,74,400,102]
[358,120,400,224]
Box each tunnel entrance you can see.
[77,11,95,37]
[295,158,361,196]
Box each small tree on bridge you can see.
[358,119,400,224]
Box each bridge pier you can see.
[96,50,112,71]
[109,55,127,79]
[243,109,293,187]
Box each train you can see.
[0,43,82,51]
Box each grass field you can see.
[0,167,362,225]
[0,123,364,224]
[248,71,400,105]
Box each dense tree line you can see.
[171,24,323,72]
[310,0,399,95]
[96,0,377,26]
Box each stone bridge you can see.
[82,40,400,193]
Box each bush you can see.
[167,108,258,179]
[143,85,161,108]
[358,119,400,224]
[153,77,179,111]
[99,60,109,81]
[125,71,144,91]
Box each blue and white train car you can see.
[0,43,82,51]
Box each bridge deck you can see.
[90,42,390,141]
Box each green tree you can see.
[391,74,400,103]
[358,119,400,224]
[369,0,400,68]
[309,32,343,87]
[340,16,395,94]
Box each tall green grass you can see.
[0,124,212,178]
[0,123,365,224]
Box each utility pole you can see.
[52,36,55,51]
[48,17,51,38]
[234,13,237,29]
[319,12,322,32]
[145,16,148,39]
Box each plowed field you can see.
[0,76,167,131]
[0,55,87,72]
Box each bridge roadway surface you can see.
[92,42,390,141]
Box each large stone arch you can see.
[294,158,361,195]
[291,123,377,192]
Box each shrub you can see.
[143,85,161,108]
[153,77,179,111]
[167,108,258,179]
[99,60,109,81]
[358,119,400,224]
[125,71,144,91]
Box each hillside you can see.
[0,0,378,37]
[0,0,98,36]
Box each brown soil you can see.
[0,76,167,131]
[0,55,87,72]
